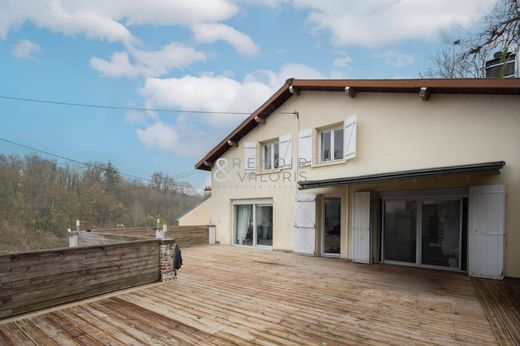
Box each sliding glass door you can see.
[235,205,253,246]
[383,198,462,270]
[383,201,417,263]
[421,200,461,269]
[255,205,273,247]
[322,196,341,256]
[234,200,273,248]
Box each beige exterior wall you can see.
[209,91,520,277]
[178,197,213,226]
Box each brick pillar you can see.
[160,239,176,282]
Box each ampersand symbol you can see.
[213,158,232,182]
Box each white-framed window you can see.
[263,141,280,170]
[319,126,344,162]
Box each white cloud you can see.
[12,39,40,59]
[381,50,415,68]
[134,63,323,157]
[332,51,352,68]
[90,52,138,77]
[0,1,134,44]
[192,23,259,56]
[292,0,496,47]
[139,63,323,127]
[0,0,238,42]
[136,119,212,157]
[0,0,257,72]
[90,43,206,78]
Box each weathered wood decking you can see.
[0,245,500,345]
[473,277,520,345]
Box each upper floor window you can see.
[320,126,344,162]
[263,141,280,170]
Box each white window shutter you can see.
[352,191,371,264]
[468,185,505,279]
[243,142,256,171]
[294,193,316,255]
[344,114,357,160]
[298,129,313,166]
[278,134,292,168]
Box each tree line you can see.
[0,154,203,253]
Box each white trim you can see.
[383,260,466,273]
[232,198,273,205]
[311,158,347,169]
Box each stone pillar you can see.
[159,239,176,282]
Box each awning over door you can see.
[298,161,505,190]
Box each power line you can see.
[0,136,198,183]
[0,95,252,115]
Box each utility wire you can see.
[0,136,198,183]
[0,95,252,115]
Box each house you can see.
[188,78,520,280]
[178,194,213,226]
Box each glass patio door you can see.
[383,200,417,263]
[322,196,341,256]
[234,205,253,246]
[234,201,273,248]
[255,205,273,247]
[383,198,462,270]
[421,200,461,269]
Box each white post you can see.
[68,228,78,247]
[156,223,166,239]
[76,220,80,232]
[208,225,216,245]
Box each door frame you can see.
[380,190,466,272]
[232,198,274,250]
[321,194,341,257]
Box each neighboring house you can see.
[192,78,520,279]
[178,195,213,226]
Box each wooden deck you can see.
[473,277,520,345]
[0,245,499,345]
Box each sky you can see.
[0,0,496,190]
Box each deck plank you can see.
[0,245,501,345]
[472,277,520,345]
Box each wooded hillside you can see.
[0,154,203,254]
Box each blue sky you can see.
[0,0,495,190]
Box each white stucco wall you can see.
[209,91,520,277]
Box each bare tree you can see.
[423,0,520,78]
[422,45,487,78]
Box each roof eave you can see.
[298,161,506,190]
